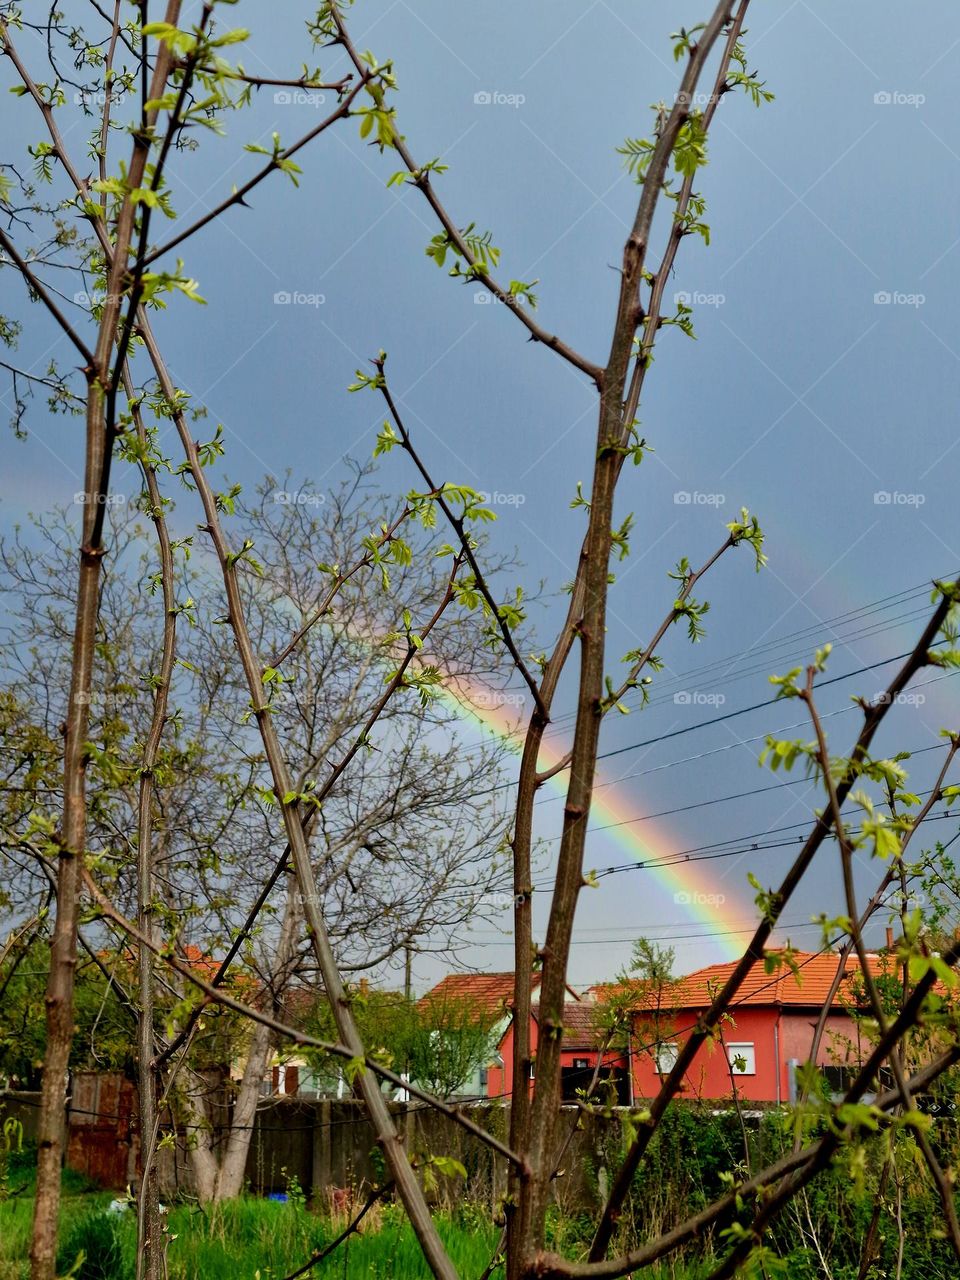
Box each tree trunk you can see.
[175,874,301,1203]
[28,14,182,1274]
[132,383,177,1280]
[136,902,161,1280]
[214,1020,273,1200]
[215,874,301,1198]
[179,1073,219,1206]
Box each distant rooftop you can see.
[419,971,541,1017]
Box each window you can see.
[298,1068,321,1100]
[820,1065,854,1096]
[573,1058,589,1070]
[820,1063,891,1099]
[725,1043,756,1075]
[655,1042,679,1074]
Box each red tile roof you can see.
[179,943,222,979]
[532,1000,603,1048]
[627,951,895,1012]
[419,972,540,1017]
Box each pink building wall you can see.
[631,1007,870,1104]
[488,1005,870,1103]
[487,1016,626,1099]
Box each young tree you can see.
[409,990,501,1101]
[593,940,680,1079]
[302,984,498,1101]
[2,4,959,1280]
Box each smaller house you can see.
[418,971,541,1100]
[261,973,537,1101]
[259,985,335,1098]
[487,992,630,1103]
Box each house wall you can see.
[777,1010,870,1100]
[486,1017,626,1099]
[632,1007,781,1103]
[778,1011,865,1064]
[486,1013,538,1099]
[631,1006,869,1103]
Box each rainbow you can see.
[442,675,750,959]
[182,533,755,959]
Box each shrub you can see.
[56,1211,127,1280]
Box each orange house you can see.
[627,950,892,1104]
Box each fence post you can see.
[494,1103,510,1209]
[311,1098,331,1204]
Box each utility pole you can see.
[402,944,414,1121]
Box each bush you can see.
[56,1211,127,1280]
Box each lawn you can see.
[0,1189,505,1280]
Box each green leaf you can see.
[432,1155,467,1180]
[344,1056,366,1084]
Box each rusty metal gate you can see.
[66,1071,136,1189]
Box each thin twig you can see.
[375,358,546,718]
[0,226,95,368]
[279,1182,393,1280]
[72,862,526,1170]
[590,577,959,1259]
[141,72,373,267]
[326,7,601,387]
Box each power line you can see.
[564,742,953,838]
[469,916,814,942]
[593,646,954,766]
[542,579,950,736]
[455,650,960,808]
[468,919,825,948]
[447,577,952,760]
[581,810,960,877]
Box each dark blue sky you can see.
[4,1,960,988]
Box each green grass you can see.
[0,1191,115,1280]
[0,1192,504,1280]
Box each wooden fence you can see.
[2,1078,619,1209]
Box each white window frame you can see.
[655,1042,679,1074]
[725,1042,756,1076]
